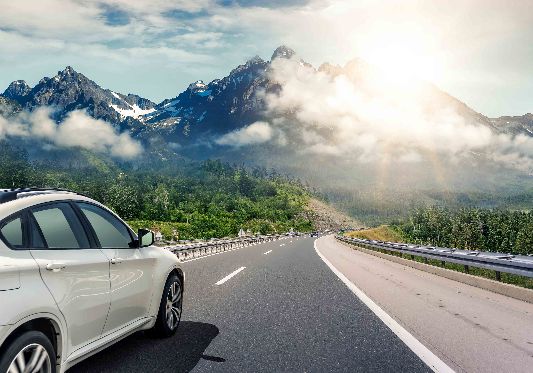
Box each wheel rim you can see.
[8,343,52,373]
[165,280,182,330]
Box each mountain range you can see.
[0,47,288,149]
[1,46,532,222]
[2,45,531,154]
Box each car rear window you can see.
[0,216,23,248]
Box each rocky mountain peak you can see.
[3,80,32,101]
[53,66,86,84]
[245,55,266,66]
[271,45,296,61]
[187,80,208,94]
[60,66,76,76]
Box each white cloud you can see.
[251,57,533,173]
[0,108,142,159]
[216,121,274,147]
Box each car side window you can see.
[31,202,90,249]
[0,215,23,248]
[77,202,133,249]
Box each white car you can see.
[0,188,184,373]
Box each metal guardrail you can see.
[164,234,288,261]
[336,235,533,280]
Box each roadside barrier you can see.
[336,235,533,280]
[165,234,288,261]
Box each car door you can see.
[28,202,111,355]
[74,202,154,334]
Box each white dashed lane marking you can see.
[215,267,246,286]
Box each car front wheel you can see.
[153,273,183,337]
[0,331,56,373]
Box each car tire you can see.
[152,273,183,338]
[0,330,56,373]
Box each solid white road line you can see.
[314,240,454,373]
[215,266,246,285]
[264,250,272,255]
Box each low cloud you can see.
[0,107,142,159]
[216,121,274,147]
[249,57,533,174]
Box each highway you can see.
[70,236,431,372]
[320,236,533,373]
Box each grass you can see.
[346,225,405,242]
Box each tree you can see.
[105,180,140,220]
[0,142,34,187]
[144,184,172,221]
[515,218,533,255]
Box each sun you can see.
[358,33,442,85]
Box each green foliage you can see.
[397,206,533,254]
[0,143,35,187]
[0,145,311,240]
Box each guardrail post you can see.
[464,265,469,274]
[495,271,501,281]
[441,261,445,267]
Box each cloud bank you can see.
[0,107,142,159]
[220,57,533,174]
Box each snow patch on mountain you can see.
[110,103,155,119]
[197,90,212,97]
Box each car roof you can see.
[0,188,89,204]
[0,189,104,221]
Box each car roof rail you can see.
[0,187,89,204]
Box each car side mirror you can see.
[138,228,155,247]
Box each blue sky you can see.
[1,0,532,117]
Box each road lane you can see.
[314,240,452,372]
[318,235,533,373]
[71,237,429,372]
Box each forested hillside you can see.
[0,142,312,239]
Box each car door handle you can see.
[111,258,124,265]
[46,263,66,272]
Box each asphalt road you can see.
[321,235,533,373]
[71,237,430,372]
